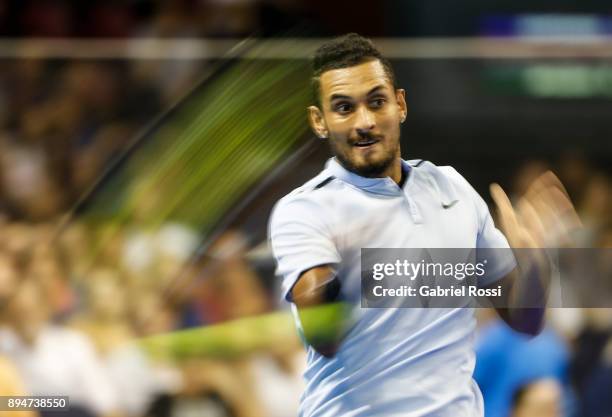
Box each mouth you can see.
[353,137,380,148]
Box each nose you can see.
[355,105,375,137]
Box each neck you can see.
[385,158,403,185]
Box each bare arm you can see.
[291,265,346,357]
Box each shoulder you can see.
[271,171,339,220]
[408,159,474,192]
[408,159,482,203]
[281,169,339,201]
[407,159,490,223]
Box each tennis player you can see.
[269,33,578,416]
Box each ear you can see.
[308,105,328,139]
[396,89,408,123]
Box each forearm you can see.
[498,250,551,335]
[291,266,348,357]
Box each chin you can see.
[334,145,396,177]
[350,160,390,178]
[359,152,393,170]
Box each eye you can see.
[334,102,353,114]
[370,98,386,108]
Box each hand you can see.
[489,171,582,249]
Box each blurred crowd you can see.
[0,51,304,416]
[475,157,612,417]
[0,219,305,417]
[1,0,256,39]
[0,0,313,39]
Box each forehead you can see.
[319,59,393,100]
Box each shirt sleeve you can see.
[445,167,517,287]
[269,194,341,302]
[470,186,517,287]
[475,208,517,287]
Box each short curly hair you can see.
[311,33,396,106]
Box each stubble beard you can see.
[330,139,399,178]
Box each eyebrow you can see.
[329,85,387,101]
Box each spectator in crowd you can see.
[0,279,118,417]
[474,316,570,417]
[570,309,612,417]
[509,379,563,417]
[580,336,612,417]
[71,269,177,417]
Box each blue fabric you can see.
[474,320,569,417]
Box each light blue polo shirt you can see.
[269,158,516,417]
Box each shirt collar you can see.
[324,157,410,196]
[325,158,460,208]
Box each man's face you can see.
[309,59,407,177]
